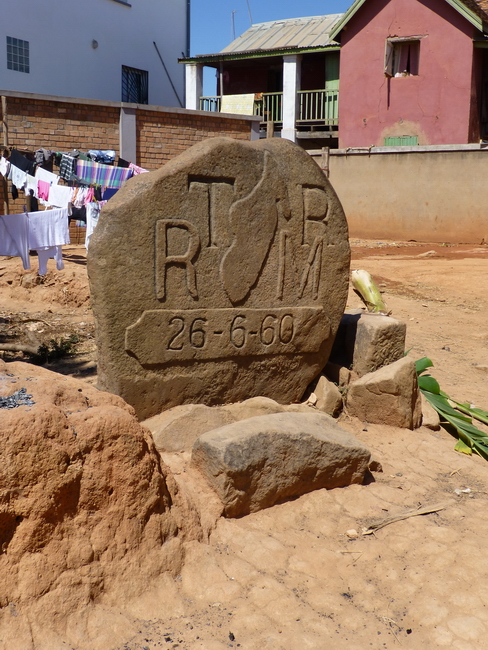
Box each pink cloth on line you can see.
[37,179,51,201]
[129,162,149,175]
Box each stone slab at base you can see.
[191,411,371,517]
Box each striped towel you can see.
[76,159,133,188]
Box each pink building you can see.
[331,0,488,147]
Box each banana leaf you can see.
[416,357,488,461]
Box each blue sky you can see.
[190,0,351,56]
[190,0,351,95]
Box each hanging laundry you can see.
[48,183,73,209]
[37,179,51,201]
[34,148,52,165]
[85,201,107,250]
[88,150,116,164]
[25,174,37,197]
[76,159,133,188]
[102,187,118,201]
[35,166,59,186]
[69,206,87,224]
[27,208,70,250]
[36,246,64,275]
[8,149,36,175]
[59,154,76,181]
[8,164,27,190]
[71,187,91,208]
[0,156,10,177]
[129,162,149,175]
[0,213,30,269]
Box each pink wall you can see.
[338,0,479,147]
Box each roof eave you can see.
[329,0,368,41]
[445,0,485,30]
[179,43,340,65]
[329,0,485,40]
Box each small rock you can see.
[313,375,343,417]
[473,365,488,373]
[143,404,234,453]
[306,392,318,406]
[20,273,41,289]
[346,529,359,538]
[346,357,422,429]
[369,459,383,473]
[421,394,440,430]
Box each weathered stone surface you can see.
[191,412,371,517]
[346,356,422,429]
[220,396,286,420]
[324,361,357,387]
[421,394,441,430]
[144,397,295,453]
[0,360,200,617]
[88,137,350,419]
[331,310,406,377]
[314,375,343,416]
[144,404,235,452]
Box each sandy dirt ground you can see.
[1,239,488,649]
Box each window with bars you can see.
[122,66,148,104]
[7,36,29,73]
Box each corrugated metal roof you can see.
[220,14,343,54]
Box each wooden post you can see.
[266,121,274,138]
[1,95,9,215]
[321,146,330,178]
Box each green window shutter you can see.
[384,135,418,146]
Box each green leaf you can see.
[453,402,488,426]
[416,357,488,462]
[418,375,441,394]
[415,357,434,374]
[422,391,472,422]
[454,439,473,455]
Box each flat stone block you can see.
[331,310,406,377]
[191,412,371,517]
[346,356,422,429]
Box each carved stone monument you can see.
[88,138,350,420]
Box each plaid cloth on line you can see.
[76,159,133,188]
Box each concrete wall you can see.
[0,0,188,108]
[315,145,488,243]
[338,0,478,147]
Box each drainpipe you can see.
[1,96,9,215]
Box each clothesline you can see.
[0,147,148,211]
[0,145,144,274]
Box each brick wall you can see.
[136,109,252,168]
[0,90,257,216]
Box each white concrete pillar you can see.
[282,54,301,142]
[119,107,137,163]
[185,63,203,110]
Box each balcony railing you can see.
[199,89,339,125]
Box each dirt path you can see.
[1,241,488,649]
